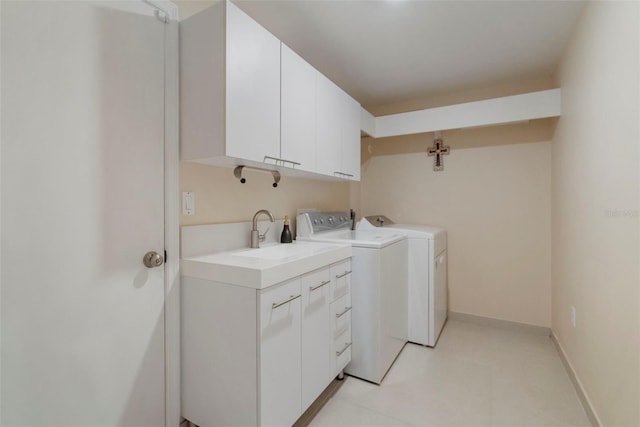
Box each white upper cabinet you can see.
[281,44,316,173]
[180,1,280,164]
[180,0,360,181]
[317,75,360,181]
[316,73,343,178]
[226,1,281,163]
[340,90,361,181]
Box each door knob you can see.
[143,251,164,268]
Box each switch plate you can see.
[570,305,576,327]
[182,192,194,215]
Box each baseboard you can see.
[293,378,345,426]
[449,311,550,335]
[550,332,601,427]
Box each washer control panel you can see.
[297,211,352,236]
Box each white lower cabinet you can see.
[259,278,302,427]
[182,257,351,427]
[332,293,353,374]
[301,267,333,409]
[330,260,353,375]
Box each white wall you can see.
[551,2,639,425]
[361,139,552,327]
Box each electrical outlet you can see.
[570,305,576,327]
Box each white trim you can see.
[0,1,4,422]
[140,1,180,424]
[364,89,561,138]
[448,311,550,336]
[550,332,601,427]
[144,0,179,20]
[163,14,181,427]
[360,107,376,137]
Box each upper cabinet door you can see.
[316,73,343,177]
[281,44,316,173]
[225,1,280,163]
[340,93,361,181]
[317,74,361,181]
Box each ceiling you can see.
[234,0,585,110]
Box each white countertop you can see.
[181,241,352,289]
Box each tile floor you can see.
[310,319,591,427]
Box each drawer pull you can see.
[336,342,352,357]
[335,270,352,279]
[309,280,331,292]
[336,306,352,318]
[272,294,301,310]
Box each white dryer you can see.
[363,216,448,347]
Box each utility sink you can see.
[181,224,352,289]
[233,242,339,261]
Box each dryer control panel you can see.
[364,215,395,227]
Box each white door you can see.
[259,278,302,427]
[316,73,343,177]
[300,267,332,409]
[281,44,317,173]
[225,0,281,164]
[1,2,166,425]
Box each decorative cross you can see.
[427,138,450,172]
[427,138,450,171]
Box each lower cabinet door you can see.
[259,278,302,427]
[301,267,333,410]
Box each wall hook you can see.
[234,165,281,188]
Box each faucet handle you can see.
[259,227,270,242]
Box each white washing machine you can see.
[297,211,408,384]
[363,216,448,347]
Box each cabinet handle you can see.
[336,342,352,357]
[271,294,301,310]
[310,280,331,292]
[336,306,352,318]
[336,270,352,279]
[264,156,301,168]
[333,171,354,178]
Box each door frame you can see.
[161,3,181,427]
[137,3,181,425]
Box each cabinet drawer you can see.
[331,293,352,340]
[333,329,352,374]
[330,259,352,301]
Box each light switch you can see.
[182,192,194,215]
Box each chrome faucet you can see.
[251,209,275,248]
